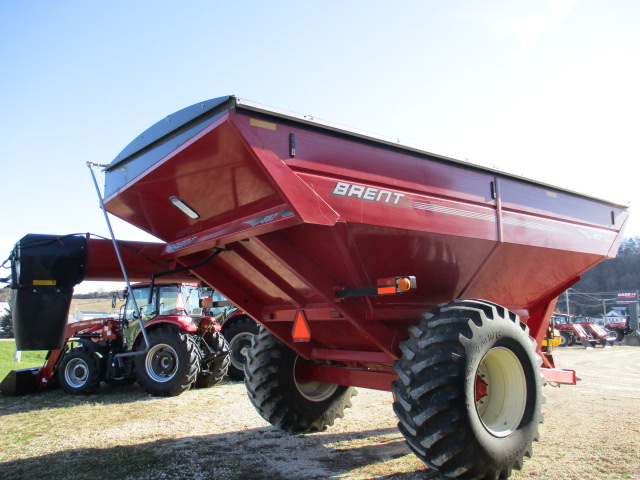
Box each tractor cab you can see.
[121,283,216,350]
[551,314,572,326]
[123,283,207,320]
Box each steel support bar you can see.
[177,255,265,320]
[540,367,577,385]
[228,242,307,308]
[256,232,401,359]
[311,348,394,365]
[302,364,396,392]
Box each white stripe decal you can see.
[407,199,610,241]
[408,200,494,222]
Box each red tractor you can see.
[552,314,615,348]
[1,281,229,396]
[604,317,632,342]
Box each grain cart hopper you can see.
[7,96,628,479]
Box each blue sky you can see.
[1,1,639,292]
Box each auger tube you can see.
[87,162,150,358]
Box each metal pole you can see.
[565,288,571,316]
[86,162,150,357]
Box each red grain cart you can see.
[8,96,628,479]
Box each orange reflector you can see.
[377,286,397,295]
[200,297,214,309]
[176,292,186,312]
[397,277,412,292]
[375,276,416,295]
[376,277,395,295]
[292,310,311,342]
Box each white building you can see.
[72,311,113,322]
[605,309,626,324]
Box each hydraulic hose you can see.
[87,162,150,358]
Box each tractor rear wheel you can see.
[393,299,543,480]
[559,331,571,347]
[195,332,230,388]
[59,346,102,395]
[606,328,623,342]
[223,316,259,380]
[245,327,356,432]
[135,327,200,396]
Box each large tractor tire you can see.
[607,328,623,343]
[195,332,230,388]
[223,316,260,380]
[58,346,103,395]
[135,327,200,396]
[245,327,356,432]
[393,299,544,480]
[559,331,572,347]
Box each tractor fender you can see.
[198,316,222,334]
[61,339,108,375]
[132,318,197,349]
[221,311,250,333]
[145,316,198,333]
[72,338,107,358]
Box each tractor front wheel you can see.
[195,332,230,388]
[59,346,102,395]
[224,316,260,380]
[245,327,356,432]
[135,327,200,396]
[559,331,572,347]
[606,328,623,342]
[393,299,543,479]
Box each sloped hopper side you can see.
[10,234,87,350]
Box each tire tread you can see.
[392,299,544,479]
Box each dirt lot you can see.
[1,346,638,480]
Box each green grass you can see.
[0,340,48,380]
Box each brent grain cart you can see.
[7,96,628,479]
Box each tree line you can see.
[566,236,640,317]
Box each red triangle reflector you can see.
[176,292,186,312]
[292,310,311,342]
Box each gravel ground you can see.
[1,345,638,480]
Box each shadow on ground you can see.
[0,424,444,480]
[0,379,243,417]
